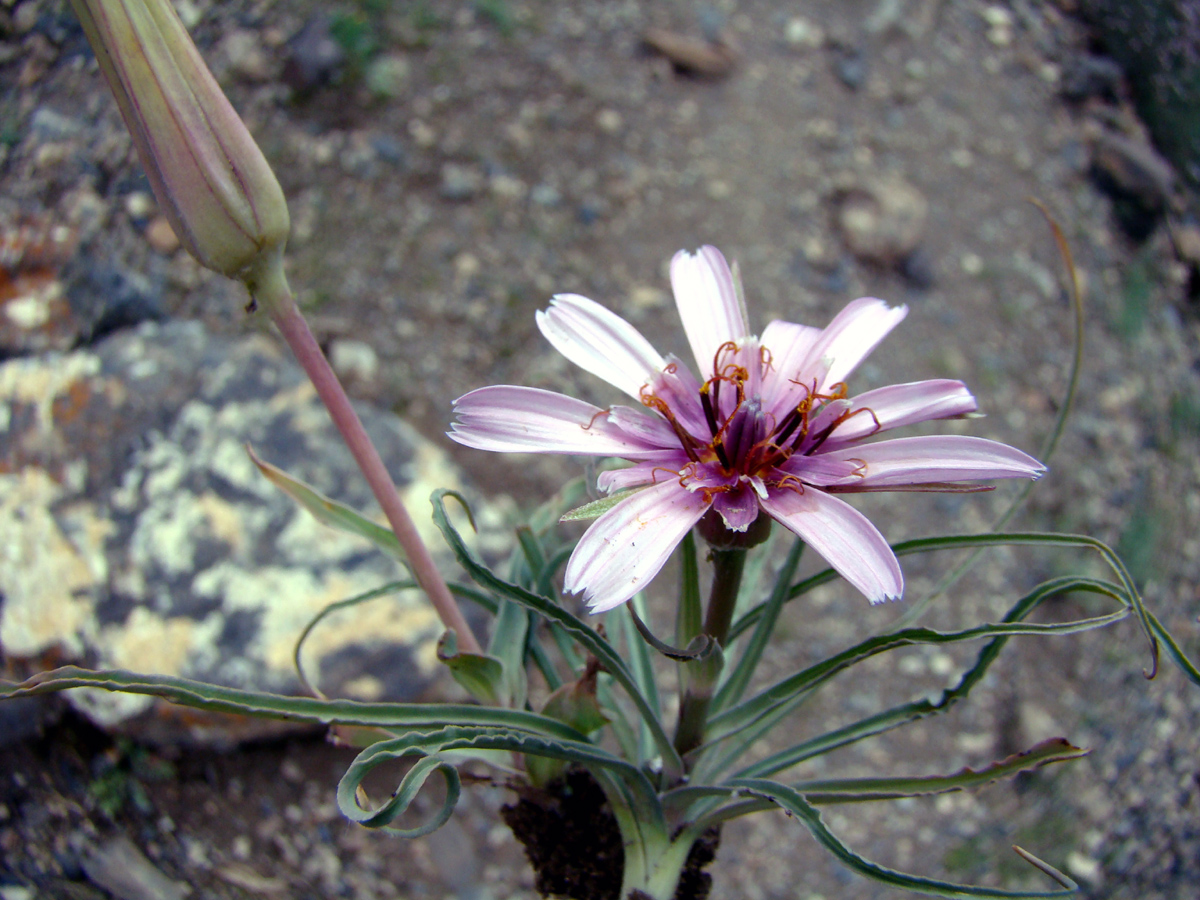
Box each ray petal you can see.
[536,294,666,399]
[760,487,903,603]
[564,479,711,612]
[449,386,669,456]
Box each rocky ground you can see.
[2,0,1200,898]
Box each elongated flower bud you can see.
[70,0,289,283]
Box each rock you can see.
[641,27,738,77]
[595,109,623,135]
[1,216,80,356]
[981,5,1014,46]
[82,836,189,900]
[282,15,345,95]
[440,163,484,200]
[530,183,562,208]
[833,48,867,91]
[1087,124,1176,239]
[217,29,273,83]
[784,16,824,48]
[328,337,379,384]
[835,176,929,266]
[1080,0,1200,203]
[365,53,410,100]
[28,106,82,141]
[143,216,180,255]
[64,258,165,345]
[122,191,155,222]
[0,321,489,744]
[1060,54,1126,103]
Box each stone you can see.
[440,163,483,200]
[82,836,189,900]
[0,321,490,743]
[282,15,345,95]
[1080,0,1200,203]
[217,29,273,83]
[328,338,379,384]
[641,27,738,77]
[835,176,929,266]
[834,49,867,91]
[783,17,824,49]
[144,216,180,255]
[365,53,410,100]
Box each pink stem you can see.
[255,265,481,654]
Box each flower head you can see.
[450,246,1045,613]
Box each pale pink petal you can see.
[596,453,692,493]
[759,487,903,603]
[536,294,666,399]
[670,246,750,377]
[449,386,667,456]
[645,355,711,438]
[803,298,908,393]
[607,405,680,447]
[778,455,865,486]
[819,435,1046,487]
[820,380,978,450]
[564,479,711,613]
[760,319,824,419]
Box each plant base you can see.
[502,768,720,900]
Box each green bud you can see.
[70,0,289,284]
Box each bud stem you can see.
[250,256,481,654]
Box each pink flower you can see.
[450,246,1044,613]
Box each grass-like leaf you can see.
[0,667,587,740]
[430,489,685,778]
[248,445,405,562]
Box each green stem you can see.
[251,258,481,654]
[673,548,747,759]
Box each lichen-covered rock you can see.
[1,320,490,742]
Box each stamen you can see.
[640,389,703,463]
[582,407,612,431]
[807,405,879,454]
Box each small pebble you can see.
[595,109,623,134]
[145,216,180,254]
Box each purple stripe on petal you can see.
[760,486,903,603]
[645,356,710,438]
[607,405,679,447]
[564,479,711,613]
[779,455,865,486]
[803,298,908,393]
[711,482,761,532]
[820,435,1046,487]
[536,294,665,399]
[449,386,667,456]
[671,246,749,377]
[821,380,978,450]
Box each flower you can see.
[450,246,1045,613]
[71,0,289,284]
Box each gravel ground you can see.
[3,0,1200,898]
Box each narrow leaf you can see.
[793,738,1089,803]
[431,490,684,779]
[560,487,646,522]
[0,666,587,740]
[248,445,405,562]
